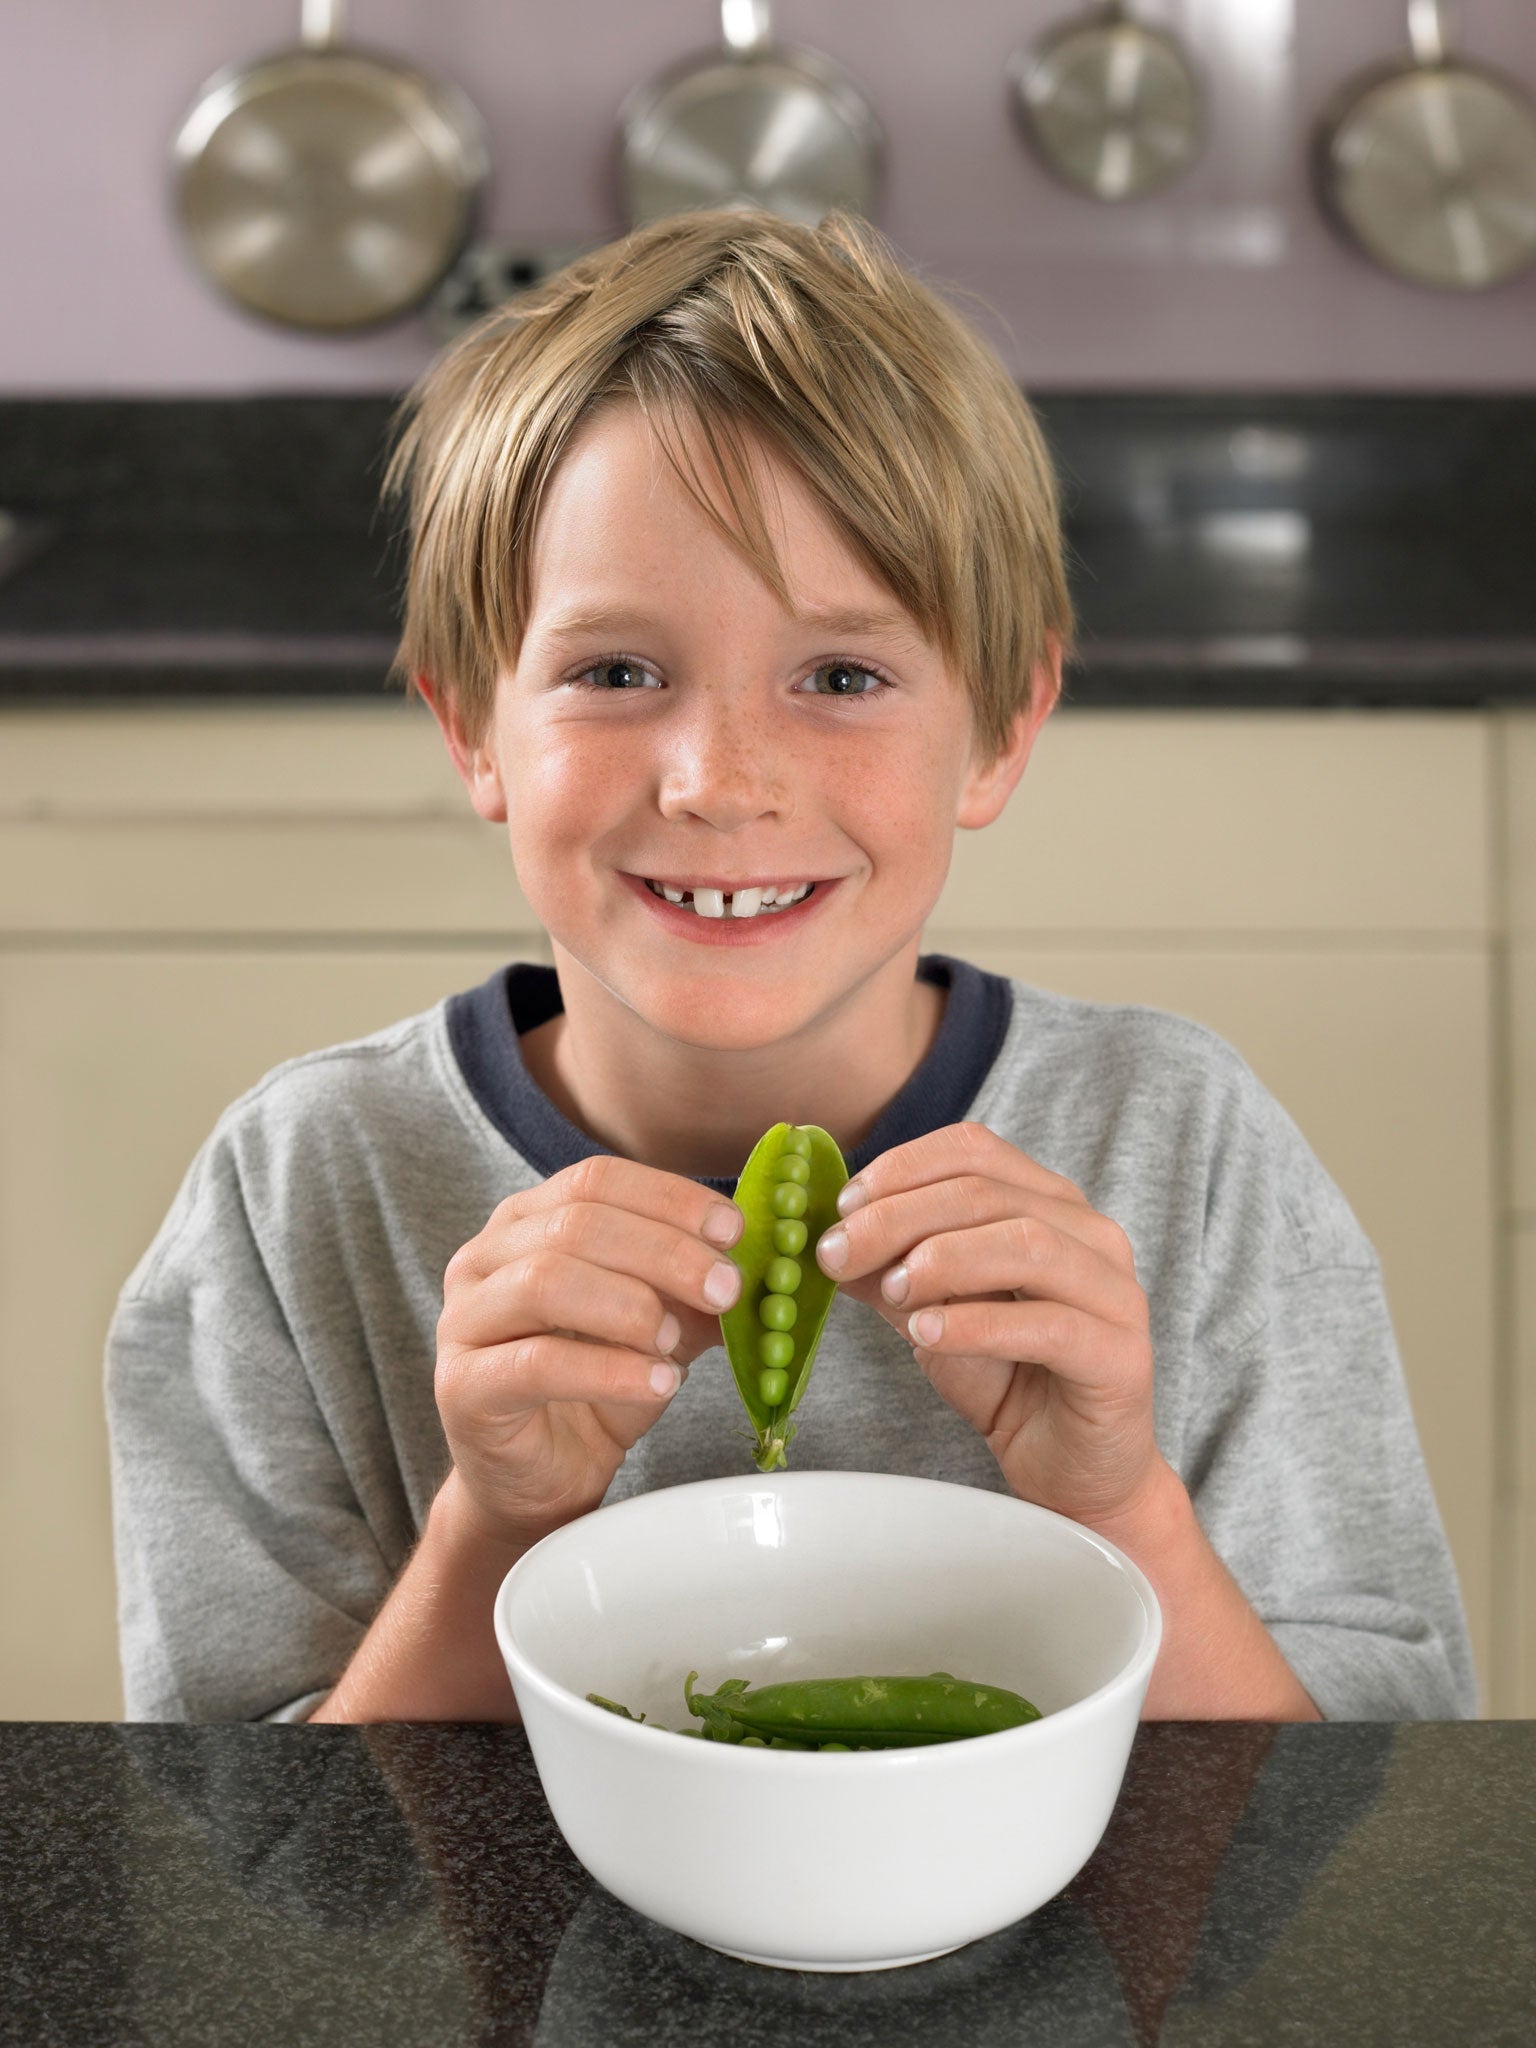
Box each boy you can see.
[105,208,1474,1725]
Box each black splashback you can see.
[2,393,1534,706]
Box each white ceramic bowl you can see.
[494,1470,1161,1972]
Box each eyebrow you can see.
[539,603,923,645]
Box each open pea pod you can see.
[720,1121,849,1472]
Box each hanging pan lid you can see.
[1313,0,1536,290]
[171,0,490,331]
[616,0,883,228]
[1008,0,1208,202]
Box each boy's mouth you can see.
[635,878,819,920]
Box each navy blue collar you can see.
[445,953,1012,1194]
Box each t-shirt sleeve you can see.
[105,1119,393,1721]
[1180,1057,1478,1722]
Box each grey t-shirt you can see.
[104,953,1477,1723]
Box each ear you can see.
[954,636,1062,832]
[414,674,508,824]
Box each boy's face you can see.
[429,400,1057,1056]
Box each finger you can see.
[455,1154,744,1282]
[437,1330,688,1419]
[833,1121,1088,1219]
[447,1246,693,1362]
[901,1297,1153,1399]
[879,1213,1149,1334]
[452,1198,745,1340]
[818,1180,1133,1288]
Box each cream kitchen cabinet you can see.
[1502,709,1536,1719]
[0,702,1512,1717]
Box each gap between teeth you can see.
[647,881,813,917]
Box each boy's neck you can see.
[517,959,945,1180]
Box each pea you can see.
[757,1330,793,1371]
[719,1121,849,1472]
[819,1742,851,1752]
[758,1366,789,1406]
[758,1293,796,1332]
[764,1256,801,1295]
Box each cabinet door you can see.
[1503,709,1536,1715]
[944,944,1495,1700]
[0,947,529,1719]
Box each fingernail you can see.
[909,1309,943,1344]
[654,1311,681,1355]
[704,1260,741,1308]
[881,1263,909,1305]
[817,1227,847,1274]
[703,1206,743,1246]
[836,1180,867,1217]
[650,1362,682,1397]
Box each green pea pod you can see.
[749,1725,958,1748]
[720,1121,849,1472]
[586,1692,646,1722]
[686,1671,1042,1741]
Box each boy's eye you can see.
[568,656,894,707]
[804,663,890,705]
[574,658,657,693]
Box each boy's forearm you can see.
[309,1472,530,1725]
[1089,1460,1322,1722]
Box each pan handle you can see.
[300,0,345,51]
[1406,0,1452,67]
[721,0,771,58]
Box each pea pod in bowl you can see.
[720,1122,848,1472]
[685,1669,1041,1745]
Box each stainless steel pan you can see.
[616,0,883,228]
[171,0,490,331]
[1008,0,1207,202]
[1312,0,1536,290]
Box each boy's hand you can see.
[813,1121,1169,1531]
[434,1156,744,1549]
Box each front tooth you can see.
[730,887,763,919]
[692,888,726,918]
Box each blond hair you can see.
[382,206,1073,764]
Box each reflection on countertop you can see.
[2,1721,1532,2046]
[2,394,1535,708]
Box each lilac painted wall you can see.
[4,0,1534,393]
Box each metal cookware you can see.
[1312,0,1536,290]
[171,0,490,331]
[616,0,884,228]
[1008,0,1208,202]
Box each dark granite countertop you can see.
[2,1721,1531,2045]
[2,395,1536,710]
